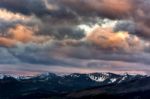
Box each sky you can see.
[0,0,150,76]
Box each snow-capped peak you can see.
[0,74,32,80]
[89,75,106,82]
[88,73,112,82]
[0,72,147,85]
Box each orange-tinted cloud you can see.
[89,0,132,16]
[86,26,142,52]
[9,24,34,43]
[60,0,132,19]
[0,9,29,21]
[0,37,15,47]
[100,0,131,12]
[0,24,50,47]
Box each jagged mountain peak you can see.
[0,72,147,85]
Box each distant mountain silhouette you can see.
[0,72,148,99]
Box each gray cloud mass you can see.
[0,0,150,75]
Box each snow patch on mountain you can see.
[0,74,4,79]
[110,78,117,83]
[89,75,106,82]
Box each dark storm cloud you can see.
[0,0,78,21]
[0,0,133,22]
[1,0,150,38]
[112,0,150,39]
[0,0,49,16]
[0,0,147,20]
[58,0,150,38]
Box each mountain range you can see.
[0,72,149,99]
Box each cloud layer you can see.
[0,0,150,75]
